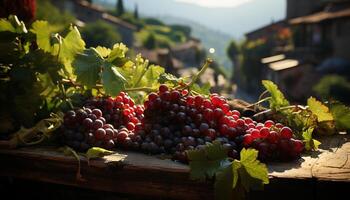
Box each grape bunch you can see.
[84,92,144,132]
[133,85,243,162]
[132,85,304,163]
[60,107,119,151]
[59,86,304,163]
[242,120,304,161]
[60,92,144,151]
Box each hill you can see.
[161,15,232,70]
[98,0,285,38]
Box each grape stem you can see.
[61,79,156,93]
[246,97,271,108]
[184,58,213,90]
[124,87,156,92]
[253,105,307,119]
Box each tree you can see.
[226,40,239,62]
[36,0,75,29]
[226,40,240,82]
[116,0,124,16]
[134,4,139,19]
[143,33,156,49]
[81,20,122,48]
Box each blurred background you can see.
[1,0,350,104]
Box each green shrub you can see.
[314,75,350,104]
[81,20,121,48]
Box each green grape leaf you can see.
[59,146,84,181]
[86,147,114,160]
[73,48,103,88]
[238,167,264,192]
[159,73,181,85]
[101,63,127,96]
[262,80,290,110]
[53,25,85,75]
[307,97,333,122]
[117,54,149,88]
[191,83,211,96]
[107,43,128,63]
[187,141,229,181]
[186,149,208,181]
[232,160,241,188]
[239,148,269,186]
[215,164,234,200]
[143,64,165,87]
[37,72,58,98]
[0,18,16,32]
[214,148,268,200]
[302,128,321,151]
[0,15,27,33]
[95,46,111,58]
[330,103,350,131]
[30,20,52,52]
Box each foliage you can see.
[81,20,122,48]
[302,128,320,151]
[330,103,350,131]
[313,75,350,104]
[170,24,191,38]
[36,0,75,31]
[259,80,350,150]
[0,15,85,134]
[240,39,271,91]
[307,97,333,122]
[226,40,240,62]
[143,17,165,26]
[143,32,156,49]
[116,0,125,16]
[262,80,290,111]
[187,142,269,200]
[86,147,114,161]
[136,24,187,49]
[134,4,139,19]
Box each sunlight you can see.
[175,0,253,8]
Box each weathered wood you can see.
[0,134,349,199]
[268,134,350,181]
[0,147,212,199]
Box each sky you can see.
[175,0,253,8]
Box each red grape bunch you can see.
[134,85,304,162]
[243,120,304,161]
[60,92,144,151]
[60,86,304,163]
[135,85,242,162]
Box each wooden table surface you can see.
[0,134,349,199]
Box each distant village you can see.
[238,0,350,102]
[50,0,226,89]
[52,0,350,103]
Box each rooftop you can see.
[245,20,286,38]
[290,7,350,24]
[76,0,137,30]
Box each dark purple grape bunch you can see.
[61,108,117,151]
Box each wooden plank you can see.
[268,134,350,181]
[0,147,212,199]
[0,134,349,199]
